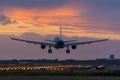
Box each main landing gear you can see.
[66,47,70,54]
[48,47,52,53]
[48,47,71,54]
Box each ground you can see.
[0,76,120,80]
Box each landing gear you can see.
[48,49,52,53]
[48,47,52,53]
[66,47,70,54]
[66,50,70,54]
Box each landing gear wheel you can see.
[48,49,52,53]
[66,50,70,54]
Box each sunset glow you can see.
[0,0,120,40]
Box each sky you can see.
[0,0,120,60]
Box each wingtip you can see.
[10,37,14,40]
[105,39,109,41]
[10,36,16,40]
[9,36,13,39]
[9,35,16,40]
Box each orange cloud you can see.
[1,6,120,40]
[1,6,89,35]
[3,6,88,26]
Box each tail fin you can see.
[60,25,62,39]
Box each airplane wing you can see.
[11,37,54,47]
[64,39,108,47]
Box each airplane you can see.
[10,26,108,54]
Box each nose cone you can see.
[54,37,62,42]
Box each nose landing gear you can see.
[48,49,52,53]
[66,50,70,54]
[66,47,70,54]
[48,47,52,53]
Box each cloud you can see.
[0,0,120,40]
[18,26,28,28]
[0,15,17,25]
[0,0,69,10]
[2,7,80,27]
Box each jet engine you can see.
[41,45,46,49]
[71,45,77,49]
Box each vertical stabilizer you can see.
[60,25,62,39]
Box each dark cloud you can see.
[0,15,17,25]
[67,0,120,32]
[72,0,120,10]
[83,0,120,24]
[0,0,69,10]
